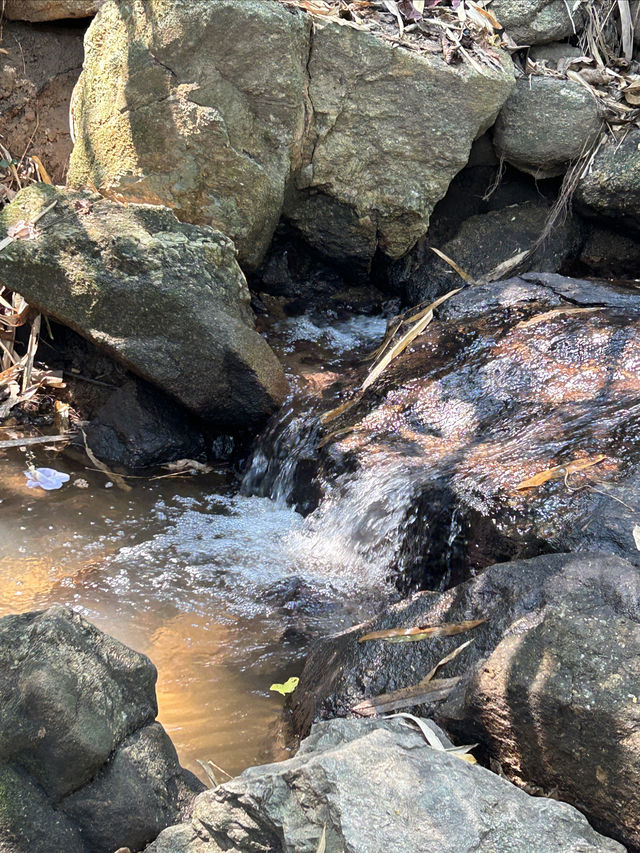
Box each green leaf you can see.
[270,676,299,696]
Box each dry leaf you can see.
[359,618,485,643]
[515,455,606,490]
[361,287,462,392]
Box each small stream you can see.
[0,309,392,782]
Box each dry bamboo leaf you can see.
[516,307,603,329]
[320,394,362,425]
[618,0,634,61]
[315,825,326,853]
[422,637,474,684]
[481,249,529,283]
[351,676,459,717]
[361,287,462,392]
[81,429,132,492]
[430,247,474,283]
[359,618,485,643]
[515,455,606,491]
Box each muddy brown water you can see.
[0,311,390,782]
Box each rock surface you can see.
[144,717,622,853]
[271,274,640,586]
[490,0,585,44]
[576,128,640,231]
[0,184,288,429]
[68,0,515,269]
[82,379,207,471]
[0,21,84,186]
[494,76,602,178]
[0,605,203,853]
[395,201,581,305]
[283,18,515,265]
[291,552,640,850]
[3,0,104,20]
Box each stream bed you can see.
[0,309,391,782]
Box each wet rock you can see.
[3,1,104,20]
[0,21,84,185]
[490,0,585,44]
[83,380,207,472]
[395,201,581,305]
[291,553,640,850]
[144,717,622,853]
[0,184,288,430]
[494,76,602,178]
[0,605,204,853]
[576,128,640,232]
[284,274,640,586]
[68,0,515,270]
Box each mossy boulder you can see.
[0,184,287,429]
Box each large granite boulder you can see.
[0,184,287,430]
[144,717,622,853]
[3,0,104,20]
[291,552,640,850]
[68,0,515,269]
[0,605,203,853]
[490,0,585,44]
[259,274,640,586]
[576,128,640,232]
[493,76,602,178]
[283,18,515,266]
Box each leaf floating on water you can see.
[359,618,485,643]
[270,676,299,696]
[515,455,606,491]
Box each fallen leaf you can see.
[359,618,485,643]
[270,676,299,696]
[515,455,606,491]
[633,524,640,551]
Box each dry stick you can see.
[0,433,72,449]
[21,313,40,393]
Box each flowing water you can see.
[0,307,393,782]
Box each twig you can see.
[21,313,40,393]
[0,433,73,449]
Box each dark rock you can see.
[144,717,623,853]
[291,552,640,850]
[83,380,207,471]
[395,201,581,305]
[576,128,640,232]
[278,274,640,588]
[574,224,640,279]
[0,184,288,430]
[0,606,204,853]
[61,723,202,853]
